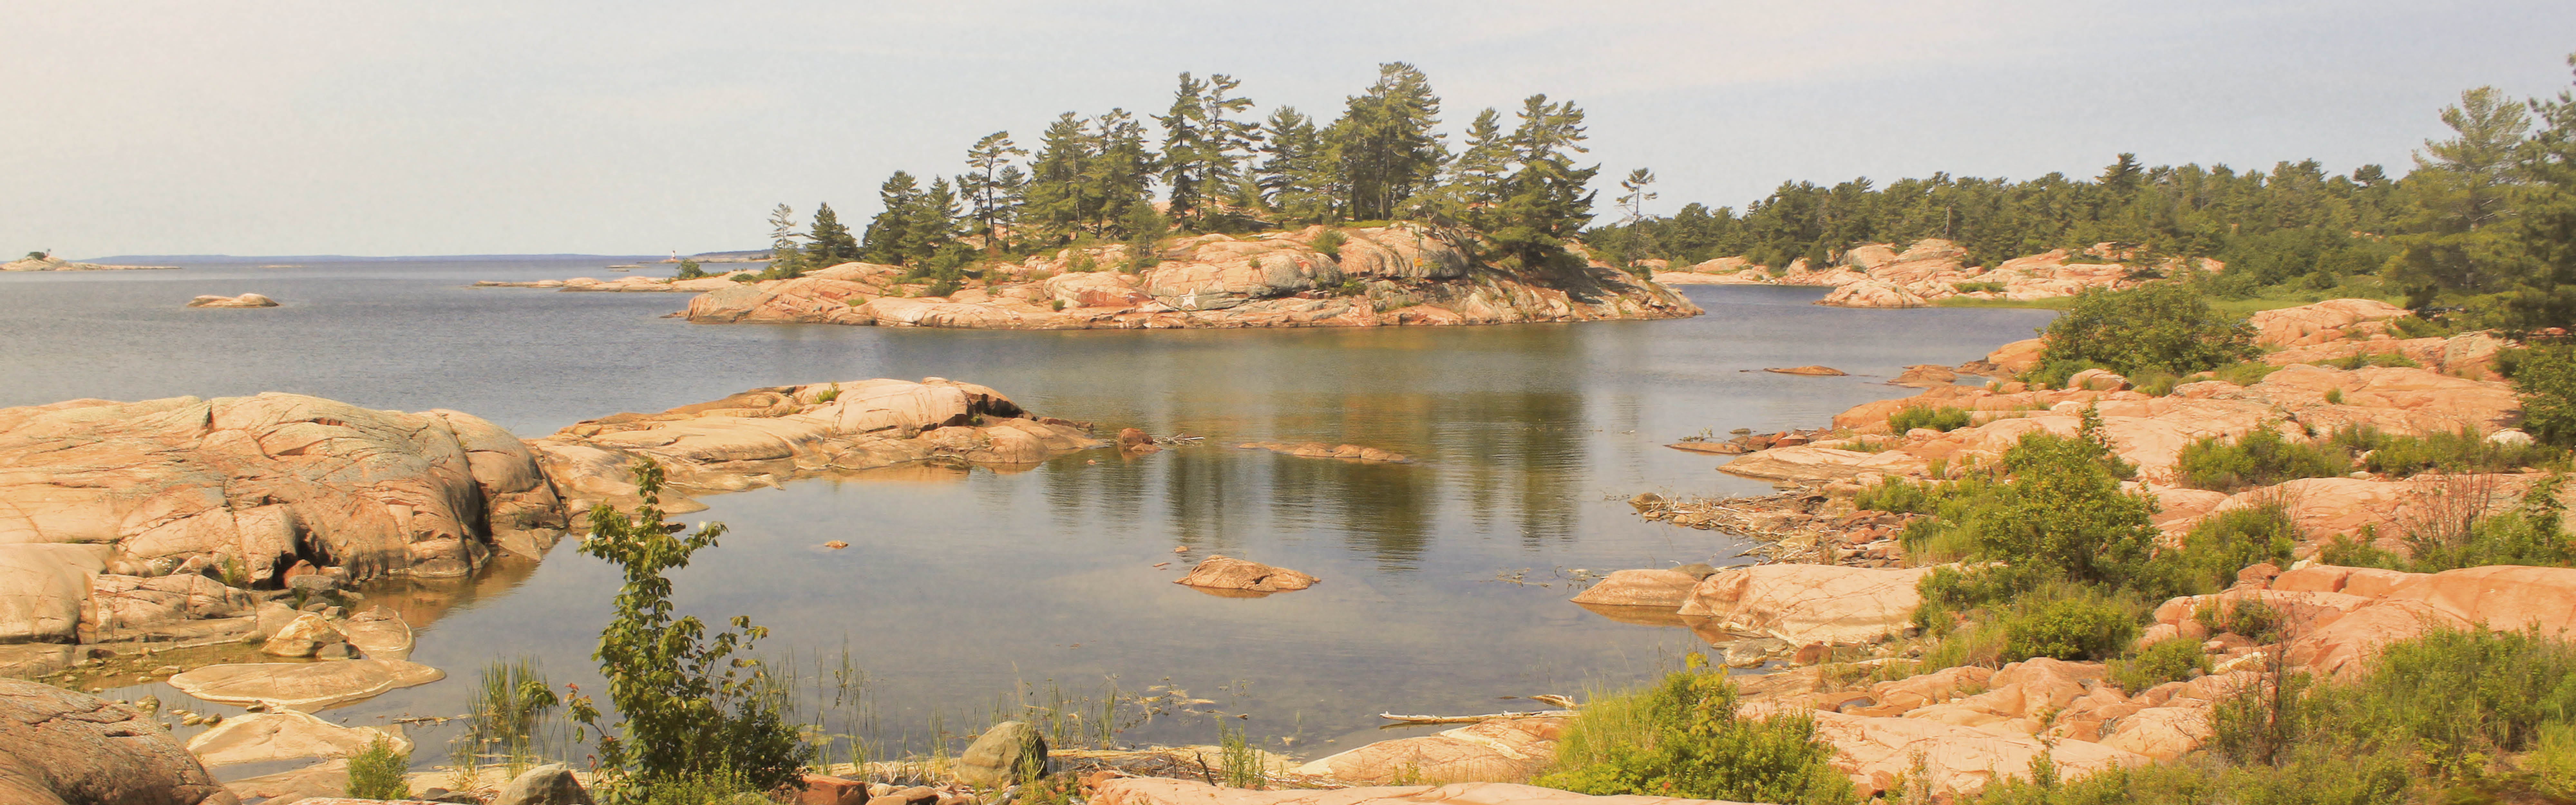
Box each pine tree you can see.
[1257,106,1334,225]
[1617,168,1658,226]
[2390,86,2534,298]
[1087,109,1156,237]
[910,177,962,262]
[766,204,806,278]
[861,172,922,265]
[961,131,1028,250]
[1326,62,1446,222]
[1486,94,1599,268]
[1023,113,1095,244]
[1156,73,1214,228]
[806,203,857,267]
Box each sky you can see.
[7,1,2575,258]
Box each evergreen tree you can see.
[1256,106,1334,225]
[2390,86,2534,299]
[861,172,923,265]
[961,131,1028,250]
[1617,168,1658,225]
[1155,73,1259,231]
[911,177,963,262]
[1086,109,1156,237]
[1326,62,1446,221]
[1487,94,1599,268]
[1023,113,1096,244]
[766,204,806,278]
[806,202,857,267]
[2475,53,2576,329]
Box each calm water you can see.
[0,259,2050,773]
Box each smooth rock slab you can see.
[185,293,278,308]
[1091,779,1759,805]
[186,708,410,767]
[342,605,414,660]
[169,658,444,710]
[1291,718,1565,784]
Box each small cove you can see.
[0,260,2054,772]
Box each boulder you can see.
[1174,556,1319,593]
[168,658,445,710]
[0,394,568,583]
[493,763,594,805]
[185,709,409,768]
[953,720,1047,787]
[0,678,239,805]
[185,294,278,308]
[1567,569,1700,609]
[1091,779,1761,805]
[1675,565,1937,645]
[261,612,346,658]
[2248,298,2408,348]
[1290,718,1565,784]
[342,606,415,660]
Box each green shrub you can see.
[2129,369,2181,397]
[1953,281,2006,294]
[2329,424,2560,476]
[568,461,803,794]
[729,273,757,283]
[1311,229,1347,259]
[673,259,707,280]
[2518,346,2576,446]
[2317,530,2408,570]
[2173,427,2351,492]
[2406,475,2576,572]
[2153,503,2299,598]
[2109,637,2211,695]
[1050,299,1067,311]
[2209,361,2283,386]
[2327,351,2419,370]
[2040,284,2258,377]
[2194,599,2283,641]
[346,735,411,800]
[1537,663,1851,805]
[2003,592,2138,662]
[1889,405,1972,433]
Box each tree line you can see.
[756,63,1609,282]
[1589,54,2576,332]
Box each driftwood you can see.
[1377,696,1579,725]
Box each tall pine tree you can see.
[961,131,1028,251]
[862,172,923,265]
[1022,114,1096,245]
[806,203,857,267]
[1488,94,1598,269]
[1326,63,1445,222]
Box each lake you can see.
[0,258,2051,774]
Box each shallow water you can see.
[0,260,2051,772]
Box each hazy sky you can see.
[8,2,2574,257]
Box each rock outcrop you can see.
[1651,239,2213,308]
[0,678,238,805]
[0,394,569,584]
[684,227,1700,330]
[1091,779,1758,805]
[1290,718,1564,784]
[1673,564,1935,645]
[167,658,444,710]
[185,709,410,768]
[474,272,756,292]
[185,294,278,308]
[1,256,179,272]
[526,378,1104,509]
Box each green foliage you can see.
[346,735,411,800]
[567,460,802,795]
[2328,424,2560,476]
[2040,284,2257,377]
[22,251,45,261]
[806,202,858,267]
[812,383,839,404]
[2518,346,2576,446]
[2174,426,2351,492]
[2209,361,2284,386]
[1537,664,1852,805]
[1311,228,1346,259]
[1123,205,1168,273]
[1953,281,2007,294]
[673,259,707,280]
[458,657,561,777]
[1887,405,1971,433]
[2108,637,2210,695]
[2160,503,2299,597]
[2002,593,2137,661]
[2406,475,2576,572]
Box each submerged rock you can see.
[0,678,237,805]
[185,293,278,308]
[168,658,444,710]
[1174,556,1319,594]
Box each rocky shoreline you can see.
[684,226,1700,329]
[1650,238,2213,309]
[1563,297,2564,798]
[2,255,182,271]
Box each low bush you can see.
[2209,361,2284,386]
[1312,229,1347,259]
[2152,503,2299,598]
[2002,590,2138,662]
[2040,284,2258,377]
[2327,351,2420,370]
[2519,346,2576,446]
[2174,427,2350,492]
[346,736,412,800]
[2329,424,2561,476]
[1888,405,1972,433]
[2108,636,2211,695]
[1536,661,1852,805]
[2405,475,2576,572]
[1952,281,2006,294]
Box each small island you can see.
[3,251,178,272]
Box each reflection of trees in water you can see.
[354,553,545,629]
[1442,391,1587,548]
[1163,447,1253,552]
